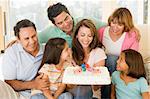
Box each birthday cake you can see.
[62,64,111,85]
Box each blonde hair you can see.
[108,7,134,32]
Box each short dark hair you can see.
[122,49,146,79]
[40,38,66,68]
[47,2,70,24]
[14,19,36,38]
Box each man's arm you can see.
[5,74,50,91]
[6,39,18,49]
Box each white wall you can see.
[101,0,117,22]
[0,55,4,81]
[0,6,4,51]
[138,24,150,58]
[148,0,150,24]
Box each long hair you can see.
[72,19,103,65]
[122,49,146,79]
[39,38,66,70]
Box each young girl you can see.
[68,19,107,99]
[35,38,73,99]
[111,49,149,99]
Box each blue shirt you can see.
[2,43,43,98]
[112,71,149,99]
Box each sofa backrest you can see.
[137,24,150,58]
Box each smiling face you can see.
[116,52,129,73]
[54,11,73,34]
[76,26,93,50]
[109,19,125,36]
[18,27,39,56]
[108,8,134,33]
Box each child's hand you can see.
[42,74,49,80]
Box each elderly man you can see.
[2,19,49,99]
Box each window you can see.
[3,0,49,43]
[53,0,148,24]
[9,0,49,32]
[1,0,149,43]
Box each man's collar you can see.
[17,43,43,57]
[17,43,24,52]
[36,44,44,56]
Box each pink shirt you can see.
[98,26,139,52]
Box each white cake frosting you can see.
[62,66,111,85]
